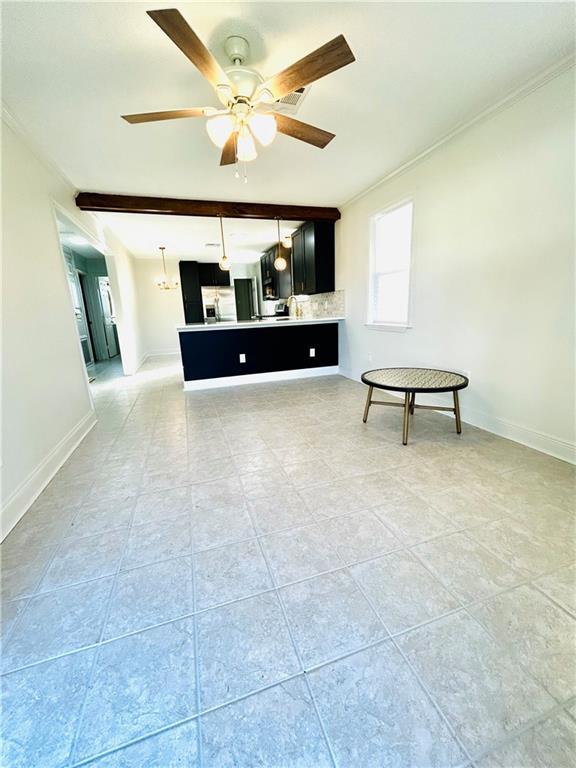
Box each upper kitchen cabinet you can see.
[199,262,231,287]
[291,221,335,295]
[260,245,292,299]
[179,261,204,324]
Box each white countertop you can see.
[177,317,345,332]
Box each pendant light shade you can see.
[218,216,231,271]
[206,114,235,148]
[248,113,277,146]
[237,126,257,162]
[273,219,288,272]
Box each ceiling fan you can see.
[122,9,355,167]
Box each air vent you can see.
[205,242,221,248]
[274,86,309,115]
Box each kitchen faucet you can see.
[286,295,302,318]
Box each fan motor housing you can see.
[225,66,263,99]
[223,36,263,99]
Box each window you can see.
[368,200,413,328]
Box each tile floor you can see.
[1,356,575,768]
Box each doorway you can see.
[56,216,122,382]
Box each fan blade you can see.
[274,114,335,149]
[147,9,231,91]
[122,108,212,124]
[258,35,354,102]
[220,133,237,166]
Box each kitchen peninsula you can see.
[178,317,343,389]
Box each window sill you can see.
[365,322,413,333]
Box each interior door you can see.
[64,256,95,376]
[98,277,119,357]
[234,278,255,321]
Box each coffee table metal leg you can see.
[363,386,373,423]
[409,392,416,414]
[453,390,462,434]
[402,392,411,445]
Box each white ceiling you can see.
[98,213,301,261]
[2,2,574,208]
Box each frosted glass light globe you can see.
[206,115,235,148]
[249,113,277,146]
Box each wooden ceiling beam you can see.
[75,193,341,221]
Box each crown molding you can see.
[2,102,78,192]
[342,54,575,209]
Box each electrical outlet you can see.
[309,348,316,358]
[239,353,246,363]
[367,352,373,362]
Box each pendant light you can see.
[273,219,288,272]
[218,216,230,272]
[156,246,179,290]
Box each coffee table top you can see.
[361,367,469,393]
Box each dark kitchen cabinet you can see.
[277,246,292,298]
[291,228,305,295]
[199,262,230,287]
[260,246,292,299]
[179,261,204,324]
[291,221,335,295]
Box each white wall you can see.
[103,237,146,374]
[134,258,184,356]
[1,119,144,538]
[337,69,575,462]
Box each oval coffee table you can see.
[361,367,469,445]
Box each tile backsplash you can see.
[308,290,345,318]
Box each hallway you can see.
[1,359,575,767]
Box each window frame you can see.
[366,198,415,332]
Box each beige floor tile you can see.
[321,510,401,565]
[470,585,576,701]
[374,492,457,545]
[351,550,460,633]
[534,563,576,614]
[427,485,507,528]
[398,611,555,756]
[412,531,523,603]
[476,711,576,768]
[470,518,575,578]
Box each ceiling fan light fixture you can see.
[248,113,277,146]
[206,114,235,148]
[236,126,257,162]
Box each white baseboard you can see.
[145,349,181,358]
[0,410,97,541]
[455,404,576,464]
[183,366,340,391]
[340,369,575,465]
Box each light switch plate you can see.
[309,348,316,357]
[239,353,246,363]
